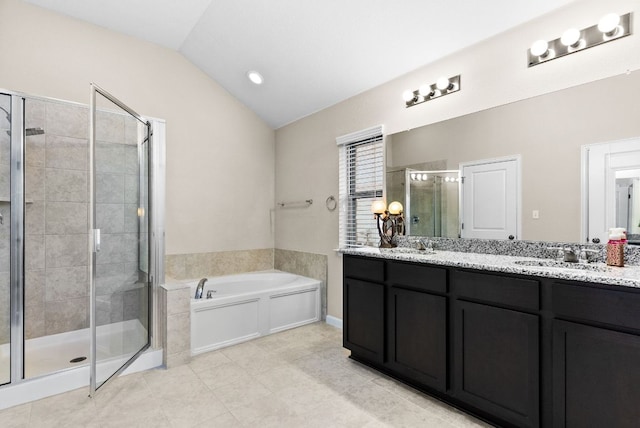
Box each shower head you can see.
[25,127,45,136]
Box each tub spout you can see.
[195,278,207,299]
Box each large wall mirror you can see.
[386,70,640,243]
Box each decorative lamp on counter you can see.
[371,200,405,248]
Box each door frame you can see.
[459,155,522,240]
[581,137,640,244]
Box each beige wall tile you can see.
[167,288,190,315]
[96,141,125,174]
[165,350,191,368]
[25,201,45,235]
[124,145,138,174]
[95,111,125,144]
[45,201,88,234]
[26,134,45,167]
[45,234,88,268]
[95,173,124,203]
[25,98,45,129]
[25,234,45,270]
[166,312,190,355]
[123,204,138,233]
[45,168,88,202]
[45,296,88,335]
[96,203,124,234]
[25,269,45,306]
[25,297,45,339]
[45,135,88,171]
[165,254,186,279]
[25,165,44,201]
[45,102,88,139]
[45,266,88,301]
[124,174,138,204]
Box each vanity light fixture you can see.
[528,12,631,67]
[371,200,405,248]
[402,75,461,108]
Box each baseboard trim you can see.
[325,315,343,329]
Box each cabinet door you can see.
[388,287,447,391]
[454,301,539,428]
[553,320,640,428]
[343,277,385,363]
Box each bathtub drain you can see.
[70,357,87,363]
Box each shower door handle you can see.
[93,229,101,252]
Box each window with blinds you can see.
[337,125,384,248]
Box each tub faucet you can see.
[195,278,207,299]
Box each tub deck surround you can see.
[343,241,640,289]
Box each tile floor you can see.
[0,322,491,427]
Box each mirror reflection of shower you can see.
[404,169,460,237]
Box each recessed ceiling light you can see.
[247,71,263,85]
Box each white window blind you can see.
[337,125,384,248]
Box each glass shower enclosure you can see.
[404,169,461,238]
[0,84,158,396]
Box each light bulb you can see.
[418,84,433,97]
[598,13,621,35]
[530,39,549,57]
[561,28,581,47]
[388,201,403,215]
[436,77,451,91]
[247,71,263,85]
[402,90,415,102]
[371,200,387,214]
[410,173,416,180]
[422,173,428,181]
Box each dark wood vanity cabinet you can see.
[551,282,640,428]
[387,262,447,391]
[343,256,385,363]
[342,254,640,428]
[452,271,540,428]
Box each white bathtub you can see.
[189,271,321,355]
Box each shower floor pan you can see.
[0,319,147,384]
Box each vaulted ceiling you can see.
[23,0,575,128]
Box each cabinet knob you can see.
[592,238,601,244]
[508,235,515,240]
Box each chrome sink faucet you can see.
[417,238,434,250]
[547,246,598,263]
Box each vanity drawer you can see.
[344,255,385,283]
[552,282,640,332]
[388,261,447,293]
[454,270,540,311]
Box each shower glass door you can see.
[0,93,11,385]
[90,84,150,395]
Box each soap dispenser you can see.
[606,228,626,267]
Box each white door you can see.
[585,138,640,243]
[461,157,519,240]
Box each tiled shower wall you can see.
[21,98,142,340]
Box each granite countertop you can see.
[343,247,640,289]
